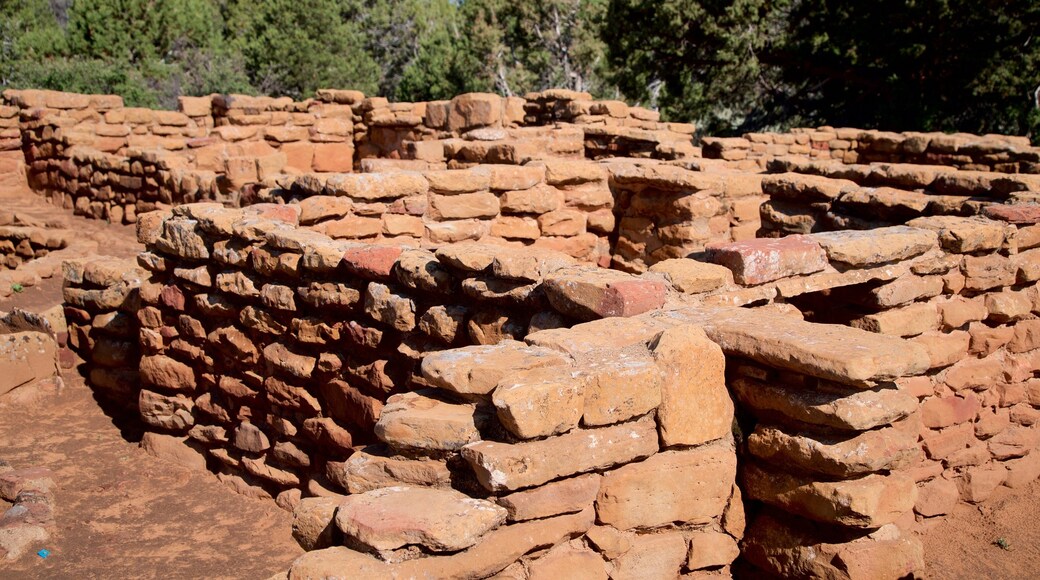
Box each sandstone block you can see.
[742,512,924,580]
[648,259,733,294]
[493,364,585,439]
[580,353,663,427]
[596,440,735,530]
[139,389,194,430]
[650,325,732,447]
[811,226,938,267]
[289,508,594,580]
[334,486,507,553]
[914,476,959,517]
[497,474,601,522]
[364,283,416,331]
[907,216,1006,253]
[374,391,485,451]
[327,444,452,494]
[850,302,938,337]
[292,497,342,551]
[687,530,740,571]
[732,376,918,431]
[544,267,667,321]
[421,341,569,397]
[747,418,919,478]
[462,415,658,492]
[607,530,687,580]
[704,235,828,285]
[742,462,916,528]
[528,542,607,580]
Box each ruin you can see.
[2,86,1040,578]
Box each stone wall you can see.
[703,128,1040,173]
[87,204,669,510]
[262,161,616,266]
[643,216,1040,569]
[758,157,1040,237]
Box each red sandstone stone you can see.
[983,203,1040,224]
[341,245,403,278]
[704,235,828,285]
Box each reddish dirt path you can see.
[0,371,303,579]
[919,478,1040,579]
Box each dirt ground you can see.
[0,371,303,579]
[919,478,1040,579]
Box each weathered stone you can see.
[869,274,944,307]
[956,464,1007,503]
[263,342,316,379]
[914,476,960,517]
[596,440,735,530]
[544,267,667,321]
[418,305,468,344]
[910,330,970,369]
[687,530,740,571]
[580,352,663,427]
[328,444,452,494]
[289,507,594,580]
[907,216,1006,253]
[743,461,916,528]
[292,496,342,551]
[421,341,569,397]
[334,486,507,553]
[742,512,925,580]
[732,377,917,431]
[705,235,829,285]
[660,305,930,386]
[462,415,658,492]
[747,418,920,478]
[492,364,585,439]
[139,389,194,430]
[649,325,733,446]
[920,393,980,428]
[607,530,688,580]
[140,432,206,471]
[496,474,601,522]
[850,302,939,337]
[648,259,734,294]
[811,227,938,267]
[528,542,607,580]
[233,422,271,453]
[374,391,485,451]
[364,283,416,331]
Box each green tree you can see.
[778,0,1040,138]
[224,0,380,99]
[603,0,791,133]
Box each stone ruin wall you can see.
[703,128,1040,173]
[758,156,1040,238]
[5,87,1040,578]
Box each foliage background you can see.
[1,0,1037,140]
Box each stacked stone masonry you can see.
[704,127,1040,173]
[16,87,1039,579]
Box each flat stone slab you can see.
[704,235,829,285]
[334,486,507,552]
[907,216,1007,253]
[810,226,939,267]
[462,415,659,492]
[983,203,1040,225]
[374,391,485,451]
[544,267,668,321]
[420,340,570,397]
[651,305,930,385]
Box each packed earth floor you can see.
[0,180,1037,579]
